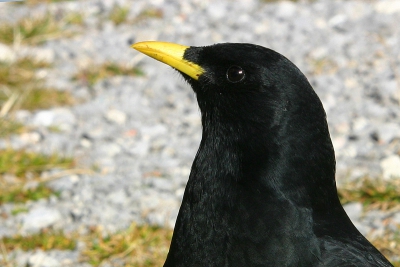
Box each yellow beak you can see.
[131,41,204,80]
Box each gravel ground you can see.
[1,0,400,266]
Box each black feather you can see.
[163,43,393,267]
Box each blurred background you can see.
[0,0,399,266]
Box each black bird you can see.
[132,41,393,267]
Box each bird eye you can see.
[226,66,245,83]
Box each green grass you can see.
[337,176,400,264]
[308,57,338,75]
[0,223,171,267]
[47,125,62,133]
[1,229,76,251]
[0,118,26,138]
[64,12,85,26]
[82,224,172,267]
[338,177,400,210]
[370,229,400,266]
[0,57,50,88]
[108,5,130,26]
[0,183,60,205]
[10,206,29,215]
[18,87,75,111]
[107,6,163,26]
[0,13,75,46]
[0,148,74,204]
[73,62,144,86]
[134,8,163,23]
[0,148,74,178]
[0,56,76,114]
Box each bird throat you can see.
[165,110,331,266]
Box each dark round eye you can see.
[226,66,245,83]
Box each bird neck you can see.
[197,107,339,207]
[165,107,341,266]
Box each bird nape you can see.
[132,41,393,267]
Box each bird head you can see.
[132,41,336,198]
[132,42,325,127]
[133,41,331,146]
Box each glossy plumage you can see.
[133,42,393,267]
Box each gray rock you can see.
[375,1,400,14]
[125,140,150,156]
[23,249,82,267]
[47,175,79,192]
[380,155,400,180]
[393,212,400,225]
[19,46,55,64]
[141,195,179,227]
[105,109,127,125]
[146,177,174,192]
[0,43,16,63]
[27,250,60,267]
[0,224,17,238]
[31,108,76,131]
[343,202,363,223]
[107,189,129,205]
[95,143,122,158]
[206,2,228,20]
[376,123,400,144]
[14,110,32,124]
[352,221,370,237]
[32,110,56,127]
[53,108,77,132]
[18,132,42,146]
[275,1,296,19]
[140,124,168,138]
[21,207,62,233]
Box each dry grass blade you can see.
[369,228,400,265]
[0,13,76,46]
[109,5,130,25]
[0,148,75,204]
[0,148,74,178]
[0,239,12,267]
[0,183,59,205]
[2,229,76,251]
[73,62,144,86]
[0,56,76,114]
[39,168,95,183]
[12,87,75,111]
[0,118,26,138]
[338,177,400,211]
[0,57,48,89]
[81,224,172,267]
[0,92,19,117]
[133,8,164,24]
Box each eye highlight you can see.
[226,66,245,83]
